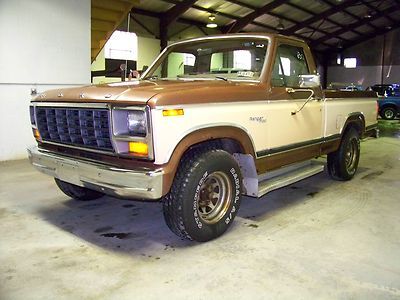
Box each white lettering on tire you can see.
[225,167,241,225]
[193,171,208,229]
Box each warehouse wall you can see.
[137,36,161,70]
[0,0,90,161]
[327,28,400,89]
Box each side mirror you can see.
[299,74,320,88]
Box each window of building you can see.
[344,57,357,68]
[104,31,138,61]
[233,50,252,69]
[183,53,195,66]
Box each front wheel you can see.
[54,178,104,201]
[163,149,242,242]
[327,128,360,181]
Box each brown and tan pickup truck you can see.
[28,33,378,242]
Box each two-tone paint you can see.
[30,33,378,199]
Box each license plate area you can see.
[55,160,81,186]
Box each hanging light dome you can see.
[207,15,218,28]
[277,20,284,31]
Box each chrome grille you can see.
[36,107,113,152]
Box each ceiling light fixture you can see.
[364,11,373,19]
[206,15,217,28]
[277,20,284,31]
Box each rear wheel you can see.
[381,107,397,120]
[54,178,104,201]
[327,128,360,181]
[163,148,242,242]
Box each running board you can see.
[257,161,324,198]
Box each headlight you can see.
[112,109,147,137]
[111,107,154,160]
[127,111,146,136]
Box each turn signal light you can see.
[33,128,41,140]
[162,109,184,117]
[128,141,148,156]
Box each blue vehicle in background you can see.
[378,96,400,120]
[367,84,400,120]
[368,84,400,97]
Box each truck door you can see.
[263,43,323,161]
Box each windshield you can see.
[143,38,269,81]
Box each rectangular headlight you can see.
[112,109,147,137]
[111,106,153,160]
[127,111,146,137]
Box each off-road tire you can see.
[380,107,397,120]
[54,178,104,201]
[327,128,360,181]
[163,148,242,242]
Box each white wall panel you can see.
[0,0,90,161]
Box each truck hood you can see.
[33,79,267,107]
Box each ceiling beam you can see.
[311,4,400,46]
[130,15,156,37]
[131,7,161,18]
[360,0,397,23]
[318,0,379,31]
[226,0,289,33]
[131,7,217,30]
[281,0,360,35]
[162,0,298,39]
[162,0,197,26]
[132,2,339,50]
[336,22,400,51]
[287,2,364,36]
[225,0,349,41]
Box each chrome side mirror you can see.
[299,74,320,88]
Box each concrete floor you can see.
[1,120,400,300]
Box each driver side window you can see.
[271,44,309,87]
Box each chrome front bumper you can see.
[27,146,164,200]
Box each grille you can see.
[36,107,113,152]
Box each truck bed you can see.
[324,90,377,98]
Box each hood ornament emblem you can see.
[79,93,85,99]
[57,92,63,97]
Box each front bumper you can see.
[27,146,164,200]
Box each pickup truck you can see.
[378,96,400,120]
[28,33,378,242]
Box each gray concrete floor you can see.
[1,120,400,300]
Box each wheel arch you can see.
[380,102,399,110]
[342,112,365,138]
[161,126,256,196]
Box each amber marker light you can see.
[128,141,149,156]
[162,109,184,117]
[33,128,41,140]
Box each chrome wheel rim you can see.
[345,138,358,173]
[197,171,232,224]
[384,109,394,119]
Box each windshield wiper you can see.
[215,76,228,81]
